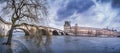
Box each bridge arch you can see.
[39,29,48,35]
[52,30,59,35]
[14,28,30,36]
[60,32,64,35]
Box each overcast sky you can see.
[0,0,120,30]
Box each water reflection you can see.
[18,33,53,53]
[44,36,53,53]
[1,31,120,53]
[32,35,53,53]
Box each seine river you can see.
[0,31,120,53]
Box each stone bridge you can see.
[0,17,67,36]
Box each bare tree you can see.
[2,0,47,45]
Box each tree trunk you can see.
[5,25,14,45]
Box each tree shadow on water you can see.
[12,40,30,53]
[0,38,13,53]
[0,45,13,53]
[0,39,30,53]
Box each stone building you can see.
[64,21,71,34]
[64,21,120,37]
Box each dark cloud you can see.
[57,8,74,21]
[98,0,120,8]
[93,0,120,8]
[0,0,7,3]
[96,0,111,3]
[112,0,120,8]
[67,0,94,13]
[57,0,94,21]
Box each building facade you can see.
[64,21,120,37]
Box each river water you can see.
[0,32,120,53]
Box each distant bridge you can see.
[0,17,67,36]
